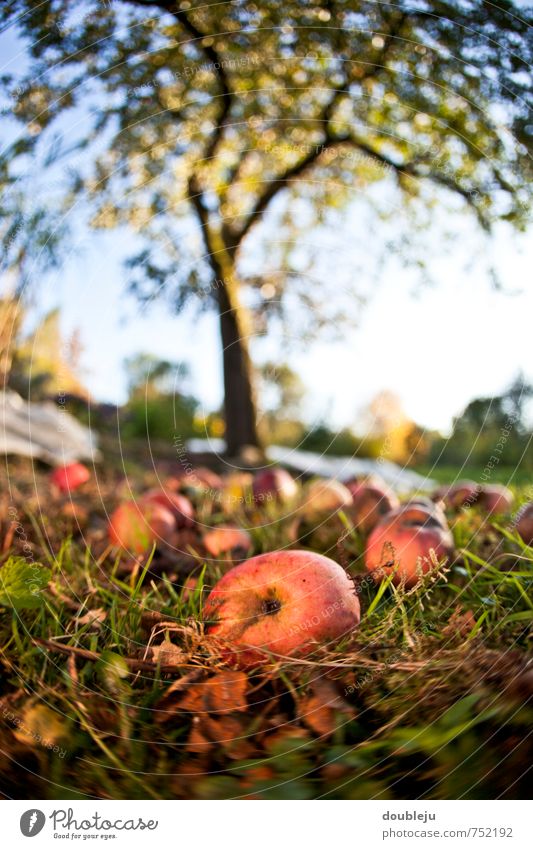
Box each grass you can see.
[0,460,532,800]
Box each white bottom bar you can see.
[5,800,532,848]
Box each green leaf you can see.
[0,557,51,609]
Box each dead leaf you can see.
[11,703,69,750]
[187,714,253,759]
[443,606,476,639]
[75,607,107,631]
[151,640,187,666]
[263,726,310,752]
[187,717,212,753]
[169,670,248,715]
[299,678,353,737]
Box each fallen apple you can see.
[253,468,298,503]
[349,481,399,534]
[477,484,513,515]
[365,506,454,587]
[441,480,480,509]
[175,466,223,493]
[202,525,253,557]
[300,478,353,521]
[108,501,176,554]
[141,488,194,528]
[203,549,360,666]
[399,498,448,529]
[345,475,386,500]
[50,462,90,493]
[516,502,533,545]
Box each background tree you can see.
[123,353,198,441]
[257,361,305,444]
[430,374,533,471]
[1,0,531,453]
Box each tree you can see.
[257,360,305,443]
[124,352,190,398]
[123,353,197,440]
[1,1,531,453]
[5,307,88,399]
[431,374,533,469]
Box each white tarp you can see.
[0,390,101,466]
[186,438,435,493]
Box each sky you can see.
[1,13,532,437]
[21,213,532,436]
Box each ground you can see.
[0,456,532,800]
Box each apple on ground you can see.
[439,480,480,509]
[398,498,448,529]
[141,488,194,528]
[50,462,90,493]
[174,466,223,493]
[516,502,533,545]
[365,505,454,587]
[477,484,513,515]
[253,468,298,503]
[190,466,223,490]
[203,550,360,667]
[300,478,353,521]
[345,475,387,500]
[348,481,400,534]
[202,525,252,558]
[108,500,176,554]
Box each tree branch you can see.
[232,137,340,248]
[228,7,407,251]
[171,6,233,162]
[132,0,234,256]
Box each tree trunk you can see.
[217,280,261,456]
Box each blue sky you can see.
[23,211,532,434]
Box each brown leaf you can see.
[263,726,310,752]
[11,703,69,750]
[187,717,212,754]
[151,640,187,666]
[188,713,254,760]
[155,669,248,723]
[75,607,107,631]
[299,678,353,737]
[443,606,476,639]
[175,670,249,714]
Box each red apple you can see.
[442,480,480,509]
[349,482,400,534]
[516,502,533,545]
[141,488,194,528]
[203,550,360,667]
[253,468,298,503]
[399,498,448,529]
[108,501,176,554]
[345,475,385,500]
[431,484,449,502]
[301,478,353,520]
[50,462,90,493]
[477,484,513,515]
[365,506,454,587]
[202,525,253,557]
[177,466,223,492]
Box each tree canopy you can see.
[1,0,532,451]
